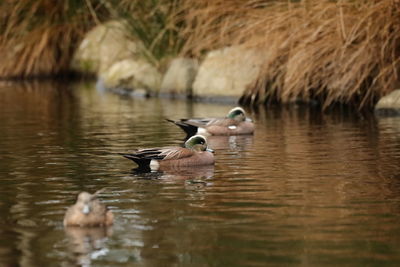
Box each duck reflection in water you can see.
[64,226,112,266]
[131,164,215,184]
[206,135,254,151]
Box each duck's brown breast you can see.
[159,151,215,168]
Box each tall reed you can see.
[0,0,109,78]
[0,0,183,78]
[180,0,400,108]
[114,0,183,68]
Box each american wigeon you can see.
[64,190,114,227]
[166,107,254,139]
[122,135,215,171]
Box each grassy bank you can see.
[0,0,180,78]
[0,0,108,78]
[1,0,399,109]
[180,0,400,108]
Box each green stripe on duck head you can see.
[185,135,209,152]
[227,107,246,122]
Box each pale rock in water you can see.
[193,46,265,100]
[71,20,142,74]
[375,89,400,116]
[100,59,162,92]
[160,58,199,96]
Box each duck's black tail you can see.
[120,154,151,170]
[165,119,198,139]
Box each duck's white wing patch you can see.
[197,127,210,136]
[150,160,160,171]
[228,125,237,130]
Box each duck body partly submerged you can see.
[122,135,215,171]
[64,191,113,227]
[167,107,254,139]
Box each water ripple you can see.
[1,83,400,265]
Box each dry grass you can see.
[115,0,183,69]
[180,0,400,109]
[0,0,182,78]
[0,0,106,78]
[1,0,398,109]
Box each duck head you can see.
[227,107,246,122]
[185,135,214,153]
[76,192,96,215]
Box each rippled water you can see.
[1,81,400,266]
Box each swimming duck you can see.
[166,107,254,139]
[121,135,215,171]
[63,190,114,227]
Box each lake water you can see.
[1,81,400,266]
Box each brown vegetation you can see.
[0,0,181,79]
[1,0,399,109]
[114,0,183,67]
[0,0,107,78]
[180,0,400,108]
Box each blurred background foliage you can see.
[0,0,399,109]
[0,0,182,78]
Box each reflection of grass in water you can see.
[0,0,183,78]
[180,0,400,109]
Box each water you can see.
[1,81,400,266]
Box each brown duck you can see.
[63,190,114,227]
[121,135,215,171]
[166,107,254,139]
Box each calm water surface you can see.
[1,81,400,266]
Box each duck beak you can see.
[206,148,214,153]
[82,204,91,215]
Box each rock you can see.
[99,59,161,92]
[75,20,162,93]
[375,89,400,116]
[160,58,199,96]
[71,20,142,74]
[193,46,264,100]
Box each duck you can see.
[166,107,254,139]
[63,190,114,227]
[121,135,215,171]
